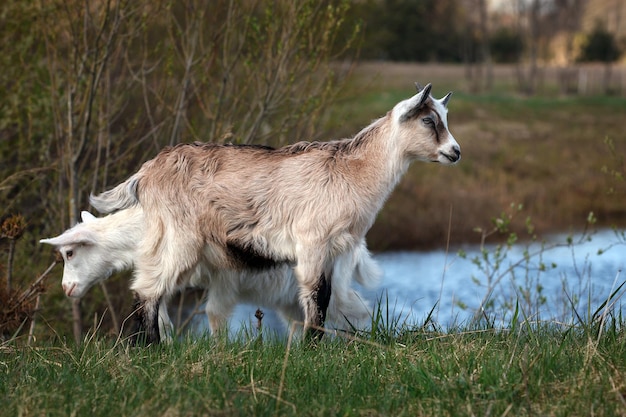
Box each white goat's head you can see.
[40,211,114,298]
[391,83,460,165]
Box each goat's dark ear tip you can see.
[416,82,431,93]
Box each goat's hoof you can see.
[128,331,160,347]
[303,328,325,348]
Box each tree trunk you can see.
[478,0,492,91]
[604,63,613,94]
[6,240,15,292]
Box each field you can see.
[2,318,626,416]
[3,63,626,416]
[328,63,626,250]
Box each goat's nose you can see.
[62,282,77,297]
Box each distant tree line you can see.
[348,0,467,62]
[578,22,622,63]
[347,0,623,95]
[350,0,623,65]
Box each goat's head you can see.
[392,83,461,165]
[40,211,113,298]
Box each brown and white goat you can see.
[88,83,460,344]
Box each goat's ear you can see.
[40,229,96,248]
[441,92,452,107]
[400,83,433,122]
[81,211,97,223]
[40,234,72,248]
[417,83,432,108]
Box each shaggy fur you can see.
[86,83,460,343]
[41,209,380,341]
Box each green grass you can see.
[2,320,625,417]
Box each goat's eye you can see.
[66,250,74,260]
[422,117,435,127]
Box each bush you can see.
[490,27,524,63]
[577,22,622,63]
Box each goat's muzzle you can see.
[440,146,461,164]
[63,282,78,297]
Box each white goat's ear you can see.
[40,229,96,248]
[441,92,452,107]
[40,234,72,247]
[81,211,97,223]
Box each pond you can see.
[190,228,625,335]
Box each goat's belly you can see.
[200,237,294,273]
[225,241,291,270]
[239,280,300,308]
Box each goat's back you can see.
[133,141,383,266]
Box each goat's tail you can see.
[326,244,381,330]
[353,243,382,289]
[90,174,141,214]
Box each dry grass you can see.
[327,62,626,250]
[349,62,626,95]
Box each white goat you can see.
[81,83,459,344]
[41,208,379,340]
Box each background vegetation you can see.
[1,0,361,343]
[339,64,626,250]
[0,0,625,355]
[1,1,625,415]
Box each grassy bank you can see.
[2,319,626,417]
[4,231,626,416]
[326,63,626,250]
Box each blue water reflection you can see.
[192,229,624,335]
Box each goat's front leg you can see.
[130,294,161,346]
[134,298,172,344]
[129,250,188,345]
[295,254,333,341]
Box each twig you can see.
[16,260,59,306]
[6,240,15,292]
[27,294,41,346]
[276,321,297,415]
[596,269,623,345]
[176,289,208,338]
[99,282,120,333]
[437,204,454,321]
[609,375,626,408]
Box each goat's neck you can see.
[354,116,412,202]
[98,208,143,273]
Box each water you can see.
[191,229,625,335]
[367,229,625,327]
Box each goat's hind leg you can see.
[158,298,174,342]
[204,290,236,336]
